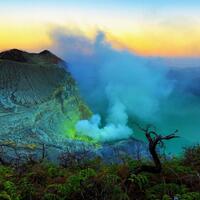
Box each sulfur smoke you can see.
[50,29,200,153]
[75,100,132,142]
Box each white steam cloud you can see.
[76,101,133,142]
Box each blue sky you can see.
[2,0,200,8]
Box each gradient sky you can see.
[1,0,200,56]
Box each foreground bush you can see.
[0,146,200,200]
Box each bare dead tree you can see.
[133,124,179,174]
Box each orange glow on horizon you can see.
[1,2,200,57]
[0,23,52,52]
[106,25,200,57]
[1,22,200,57]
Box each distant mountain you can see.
[168,66,200,96]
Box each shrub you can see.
[183,145,200,170]
[145,183,188,199]
[0,191,11,200]
[18,177,36,199]
[128,174,149,190]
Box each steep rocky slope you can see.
[0,49,149,162]
[0,49,91,146]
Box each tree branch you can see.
[133,125,179,174]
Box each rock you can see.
[97,138,150,162]
[0,49,91,146]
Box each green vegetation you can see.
[1,145,200,200]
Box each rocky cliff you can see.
[0,49,91,146]
[0,49,149,163]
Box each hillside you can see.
[0,49,91,148]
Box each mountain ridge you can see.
[0,49,63,65]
